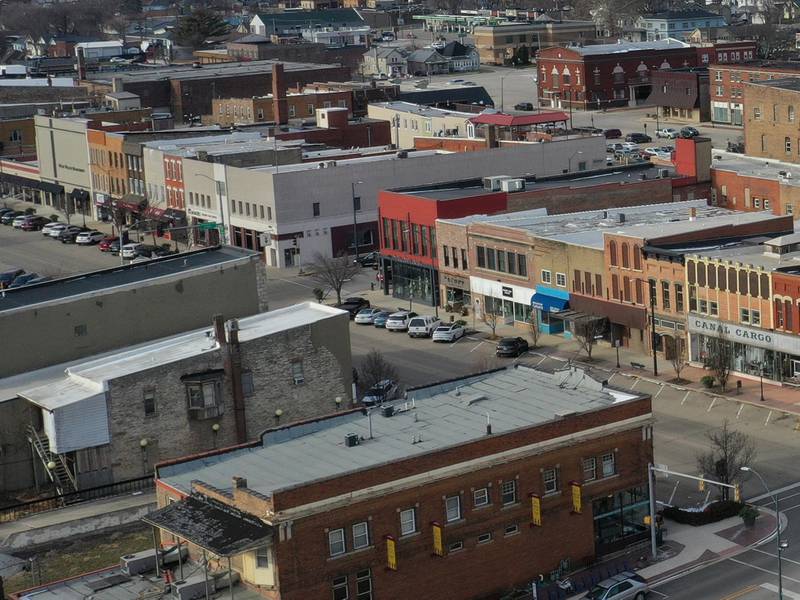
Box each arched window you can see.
[760,273,769,300]
[621,242,630,268]
[612,64,625,84]
[749,272,759,298]
[687,260,696,285]
[636,61,649,81]
[738,270,748,295]
[697,262,706,287]
[609,241,618,266]
[660,60,671,70]
[717,266,727,291]
[633,245,642,270]
[728,267,738,293]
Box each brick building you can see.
[743,78,800,161]
[210,88,352,126]
[1,303,353,493]
[772,265,800,338]
[709,61,800,126]
[0,117,36,159]
[645,68,710,123]
[149,365,654,600]
[473,20,599,65]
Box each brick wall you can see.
[711,168,781,213]
[743,83,800,161]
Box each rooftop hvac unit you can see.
[500,178,525,192]
[172,575,215,600]
[381,405,394,418]
[120,549,157,576]
[659,169,669,179]
[482,175,511,191]
[345,432,360,447]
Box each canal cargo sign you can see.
[688,314,800,355]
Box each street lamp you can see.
[352,181,363,261]
[741,466,784,599]
[567,150,583,172]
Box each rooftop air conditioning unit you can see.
[659,169,669,178]
[483,175,511,191]
[500,178,525,192]
[345,432,360,447]
[172,575,215,600]
[381,405,394,417]
[120,549,157,576]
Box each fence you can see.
[0,475,154,523]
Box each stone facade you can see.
[743,81,800,162]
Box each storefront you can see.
[389,259,438,307]
[440,272,471,312]
[593,485,650,556]
[688,315,800,384]
[531,286,570,334]
[470,276,534,327]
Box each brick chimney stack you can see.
[272,63,288,126]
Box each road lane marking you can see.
[748,547,800,567]
[728,558,800,585]
[647,590,668,598]
[750,481,800,504]
[720,585,759,600]
[761,583,800,599]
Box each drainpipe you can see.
[226,318,248,443]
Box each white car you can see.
[41,222,65,236]
[656,127,679,139]
[75,230,106,245]
[11,215,28,228]
[407,316,442,338]
[621,142,638,151]
[432,323,465,342]
[121,242,145,259]
[385,311,416,332]
[354,307,384,325]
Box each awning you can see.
[531,293,569,313]
[142,495,273,557]
[0,173,62,195]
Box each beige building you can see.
[743,78,800,162]
[367,101,475,149]
[208,89,352,126]
[473,20,598,65]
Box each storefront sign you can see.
[530,494,542,526]
[432,522,444,556]
[502,286,513,298]
[469,276,534,303]
[442,273,468,289]
[688,314,800,355]
[571,482,582,514]
[385,536,397,570]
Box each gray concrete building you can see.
[0,303,352,495]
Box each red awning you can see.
[469,112,569,127]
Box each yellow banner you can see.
[571,482,582,514]
[386,536,397,570]
[531,494,542,526]
[432,522,444,556]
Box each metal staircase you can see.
[26,426,77,495]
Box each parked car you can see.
[121,242,145,259]
[621,142,639,151]
[24,275,50,285]
[583,571,649,600]
[385,310,417,332]
[42,222,66,237]
[625,132,651,144]
[75,230,106,245]
[20,216,50,231]
[603,128,622,139]
[372,311,392,328]
[354,307,384,324]
[133,244,160,258]
[152,246,178,257]
[607,142,624,153]
[407,316,442,338]
[656,127,679,139]
[496,337,529,357]
[514,102,534,111]
[0,268,24,288]
[679,126,700,138]
[1,211,22,225]
[336,297,371,319]
[432,322,465,342]
[355,251,379,269]
[0,207,16,217]
[108,239,122,254]
[361,379,399,406]
[98,236,119,252]
[7,272,41,288]
[11,214,31,228]
[660,145,674,154]
[58,225,89,243]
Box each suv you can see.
[58,225,89,243]
[20,216,50,231]
[680,126,700,138]
[385,311,417,332]
[603,128,622,139]
[361,379,398,406]
[656,127,678,139]
[496,337,529,357]
[583,571,649,600]
[407,316,441,338]
[355,251,379,269]
[625,132,651,144]
[336,297,371,319]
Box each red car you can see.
[98,236,119,252]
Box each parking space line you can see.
[469,341,485,353]
[737,403,745,420]
[765,410,772,426]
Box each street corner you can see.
[714,508,779,550]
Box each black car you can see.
[0,207,16,217]
[152,246,178,257]
[356,251,379,269]
[496,337,529,358]
[514,102,534,111]
[625,132,652,144]
[680,126,700,138]
[0,211,21,225]
[0,268,24,289]
[108,239,122,254]
[336,297,371,319]
[57,226,89,243]
[603,128,622,139]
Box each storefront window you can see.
[392,261,436,305]
[690,332,796,382]
[593,486,649,554]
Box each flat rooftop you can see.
[369,100,475,119]
[0,246,256,314]
[749,77,800,92]
[568,38,689,56]
[711,150,800,188]
[158,365,642,497]
[249,148,441,173]
[687,239,800,271]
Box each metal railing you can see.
[0,475,154,523]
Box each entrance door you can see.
[503,299,514,325]
[284,248,296,268]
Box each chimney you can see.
[689,206,697,221]
[76,47,86,80]
[212,314,226,345]
[232,476,248,489]
[272,63,288,126]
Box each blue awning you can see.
[531,293,569,313]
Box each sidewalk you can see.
[353,285,800,416]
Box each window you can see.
[752,310,761,326]
[518,255,527,277]
[790,106,795,122]
[787,137,792,155]
[352,522,369,550]
[400,508,416,535]
[292,361,305,384]
[762,134,767,153]
[497,250,505,272]
[332,575,348,600]
[609,241,618,265]
[185,377,223,419]
[255,546,269,568]
[699,299,708,314]
[501,480,517,505]
[710,301,719,316]
[487,248,497,270]
[504,524,519,536]
[543,468,558,494]
[602,453,615,477]
[328,529,346,556]
[621,242,630,268]
[541,270,552,284]
[477,246,486,268]
[661,281,671,310]
[313,202,320,217]
[754,106,762,119]
[461,248,468,270]
[259,205,265,219]
[144,390,156,417]
[452,246,459,269]
[473,487,489,507]
[445,495,461,522]
[477,532,493,544]
[74,324,87,337]
[583,457,596,481]
[355,569,372,600]
[715,70,722,81]
[740,308,750,324]
[443,246,450,267]
[448,541,464,552]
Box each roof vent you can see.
[618,213,626,223]
[345,433,360,447]
[381,405,395,418]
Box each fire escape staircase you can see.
[26,426,77,496]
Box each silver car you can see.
[583,572,648,600]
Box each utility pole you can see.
[351,181,362,260]
[650,286,659,376]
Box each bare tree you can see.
[696,419,757,501]
[483,295,500,339]
[703,325,733,392]
[357,349,399,403]
[573,316,604,361]
[528,314,540,349]
[671,337,688,383]
[306,252,360,305]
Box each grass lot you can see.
[4,524,152,594]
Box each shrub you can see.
[701,375,715,389]
[662,500,743,526]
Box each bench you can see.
[630,361,647,370]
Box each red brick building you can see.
[773,267,800,336]
[150,365,654,600]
